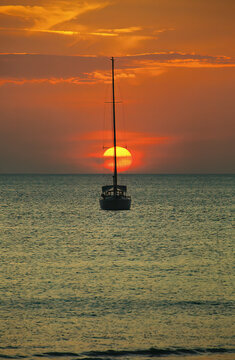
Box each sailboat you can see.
[100,57,131,210]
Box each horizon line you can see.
[0,173,234,176]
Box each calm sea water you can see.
[0,175,234,360]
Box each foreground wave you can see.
[1,347,235,359]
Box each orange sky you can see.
[0,0,234,173]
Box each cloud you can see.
[27,29,80,36]
[0,0,234,59]
[0,54,106,80]
[75,130,173,145]
[120,52,235,66]
[0,2,108,34]
[89,26,143,37]
[0,52,234,87]
[0,1,173,48]
[0,77,96,86]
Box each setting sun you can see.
[103,146,132,172]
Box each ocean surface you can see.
[0,174,234,360]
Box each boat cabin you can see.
[101,185,128,199]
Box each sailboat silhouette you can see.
[100,57,131,210]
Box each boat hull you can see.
[100,197,131,210]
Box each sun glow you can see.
[103,146,132,172]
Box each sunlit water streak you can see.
[0,175,234,360]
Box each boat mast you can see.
[111,57,118,189]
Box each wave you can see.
[35,353,79,358]
[1,347,234,359]
[81,347,235,357]
[0,355,26,359]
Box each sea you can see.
[0,174,234,360]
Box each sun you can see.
[103,146,132,172]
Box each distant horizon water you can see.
[0,173,235,175]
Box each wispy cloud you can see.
[90,26,143,37]
[0,2,108,35]
[116,52,235,73]
[75,130,173,145]
[88,32,118,37]
[0,76,97,86]
[0,52,234,87]
[0,4,172,43]
[121,51,234,63]
[26,29,80,36]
